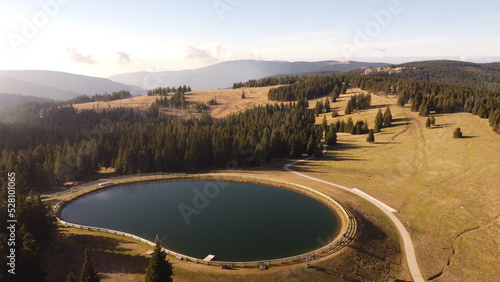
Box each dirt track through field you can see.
[284,146,425,282]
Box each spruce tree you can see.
[340,83,347,94]
[81,249,100,282]
[241,90,246,99]
[324,97,331,113]
[453,127,463,138]
[333,84,341,98]
[16,228,46,282]
[145,240,173,282]
[314,137,323,157]
[383,106,392,127]
[314,100,323,116]
[374,109,383,132]
[321,116,328,133]
[306,134,315,156]
[366,130,375,143]
[326,124,337,146]
[425,117,431,128]
[345,100,352,115]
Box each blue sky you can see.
[1,0,499,77]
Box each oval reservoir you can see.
[62,180,340,262]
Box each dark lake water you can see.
[62,180,339,261]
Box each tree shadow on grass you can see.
[44,228,150,281]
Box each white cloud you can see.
[66,47,96,64]
[116,51,132,64]
[184,42,259,63]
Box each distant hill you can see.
[0,70,146,100]
[364,60,500,90]
[0,93,52,110]
[109,60,390,90]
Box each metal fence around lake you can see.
[54,173,356,268]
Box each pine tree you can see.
[333,85,341,98]
[453,127,463,138]
[430,116,436,125]
[374,109,383,132]
[345,100,352,115]
[321,116,328,133]
[306,134,315,156]
[16,228,46,281]
[145,240,173,282]
[314,137,323,157]
[81,249,100,282]
[326,124,337,146]
[314,100,323,116]
[366,130,375,143]
[324,97,331,113]
[383,106,392,127]
[241,90,246,99]
[340,83,347,94]
[425,117,431,128]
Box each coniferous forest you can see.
[0,101,320,192]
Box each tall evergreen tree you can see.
[340,83,347,94]
[425,117,431,128]
[314,137,324,158]
[321,115,328,133]
[324,97,331,113]
[344,99,353,115]
[366,130,375,143]
[81,249,100,282]
[314,100,323,116]
[374,109,383,132]
[16,228,46,282]
[145,240,173,282]
[306,134,316,156]
[325,124,337,146]
[383,106,393,127]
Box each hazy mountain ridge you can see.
[0,70,146,100]
[109,60,390,90]
[0,93,53,110]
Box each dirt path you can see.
[284,145,425,282]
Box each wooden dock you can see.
[203,254,215,262]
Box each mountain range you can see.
[3,59,499,105]
[109,60,389,91]
[0,70,145,101]
[0,60,388,102]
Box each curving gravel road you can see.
[284,148,425,282]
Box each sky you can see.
[1,0,500,77]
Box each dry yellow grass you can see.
[305,90,500,281]
[73,86,277,119]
